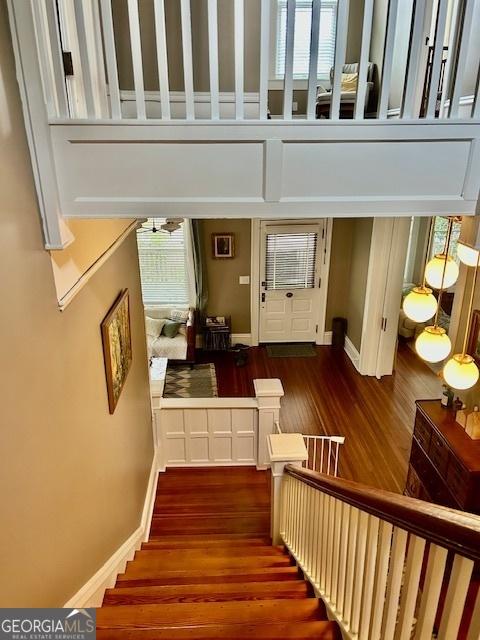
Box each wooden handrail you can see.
[285,464,480,562]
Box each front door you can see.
[259,221,325,343]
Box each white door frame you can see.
[359,218,411,377]
[250,218,332,346]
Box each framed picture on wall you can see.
[212,233,235,259]
[101,289,133,414]
[467,309,480,366]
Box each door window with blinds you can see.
[275,0,337,79]
[265,232,318,290]
[136,220,189,305]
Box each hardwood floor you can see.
[198,341,442,493]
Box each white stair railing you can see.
[20,0,480,122]
[279,464,480,640]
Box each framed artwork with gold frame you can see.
[101,289,132,414]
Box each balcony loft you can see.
[7,0,480,248]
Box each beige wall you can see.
[201,219,251,333]
[326,218,373,351]
[0,4,153,606]
[50,219,135,302]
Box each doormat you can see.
[163,363,218,398]
[266,343,317,358]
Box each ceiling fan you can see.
[137,218,184,235]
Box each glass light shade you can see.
[443,354,479,390]
[425,254,459,289]
[402,286,437,323]
[457,242,480,267]
[415,326,451,363]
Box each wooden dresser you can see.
[405,400,480,514]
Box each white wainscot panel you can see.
[56,141,264,202]
[208,409,232,434]
[184,409,208,434]
[281,140,471,199]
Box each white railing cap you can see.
[254,378,284,398]
[268,433,308,463]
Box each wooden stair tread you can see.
[118,565,301,585]
[126,553,291,572]
[137,546,285,557]
[145,534,272,544]
[96,621,341,639]
[97,599,327,629]
[103,581,311,605]
[141,539,274,550]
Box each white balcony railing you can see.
[25,0,480,123]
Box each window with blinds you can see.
[275,0,338,80]
[136,220,189,305]
[265,232,318,290]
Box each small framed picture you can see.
[212,233,235,259]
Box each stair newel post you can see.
[268,434,308,545]
[254,378,285,470]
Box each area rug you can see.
[163,363,218,398]
[266,343,317,358]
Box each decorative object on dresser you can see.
[101,289,132,414]
[203,316,231,351]
[405,400,480,514]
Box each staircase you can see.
[97,467,341,639]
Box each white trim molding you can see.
[323,330,333,345]
[63,451,158,608]
[231,333,252,346]
[344,335,361,372]
[55,221,139,311]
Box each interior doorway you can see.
[252,220,331,345]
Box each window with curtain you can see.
[136,220,190,305]
[265,232,318,290]
[275,0,338,80]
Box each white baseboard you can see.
[63,451,159,608]
[231,333,252,346]
[344,335,361,372]
[321,331,332,346]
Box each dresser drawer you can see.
[446,457,470,507]
[405,465,421,498]
[414,413,431,452]
[429,431,449,476]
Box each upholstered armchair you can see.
[316,62,376,119]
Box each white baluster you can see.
[180,0,194,120]
[313,490,322,586]
[467,587,480,640]
[320,493,331,593]
[359,515,380,639]
[336,501,351,616]
[474,76,480,119]
[127,0,145,119]
[437,554,474,639]
[370,520,393,640]
[330,0,350,119]
[395,534,426,640]
[153,0,170,120]
[449,0,476,118]
[234,0,244,120]
[425,0,449,119]
[325,492,336,597]
[320,439,325,473]
[307,0,322,120]
[100,0,121,119]
[415,543,448,639]
[378,0,399,119]
[381,527,408,640]
[331,498,342,608]
[283,0,295,119]
[343,507,359,627]
[354,0,374,120]
[207,0,219,120]
[327,439,332,476]
[259,0,271,120]
[402,0,431,119]
[350,510,369,635]
[439,0,461,117]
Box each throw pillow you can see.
[162,320,181,338]
[169,308,189,323]
[145,316,166,338]
[341,72,358,93]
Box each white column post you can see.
[254,379,285,470]
[268,433,308,545]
